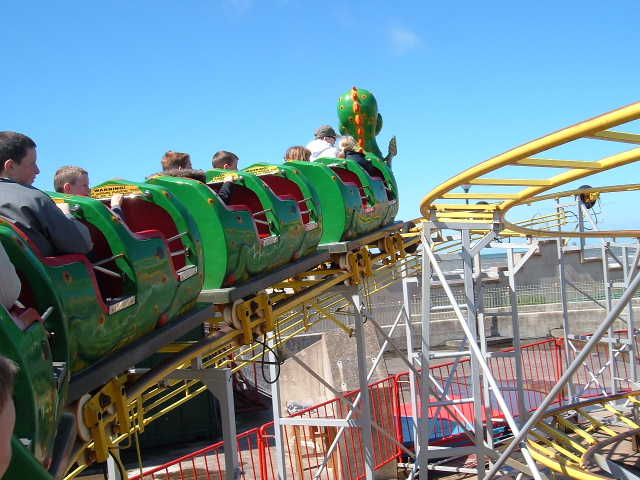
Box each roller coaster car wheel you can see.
[76,394,92,442]
[377,236,394,255]
[224,299,245,330]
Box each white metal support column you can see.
[461,229,486,477]
[268,331,287,480]
[422,221,544,480]
[474,248,494,454]
[557,235,576,403]
[168,366,240,480]
[348,287,376,480]
[602,241,618,395]
[402,275,421,457]
[417,227,432,479]
[623,242,640,385]
[487,241,529,426]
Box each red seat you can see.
[209,183,271,237]
[119,197,186,272]
[9,306,41,330]
[331,167,368,207]
[258,175,311,224]
[4,220,111,314]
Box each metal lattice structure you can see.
[413,101,640,479]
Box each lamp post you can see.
[461,184,471,205]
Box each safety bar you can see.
[166,232,188,243]
[41,306,54,321]
[93,265,122,278]
[252,208,272,217]
[92,253,125,267]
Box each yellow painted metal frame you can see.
[503,183,640,238]
[420,101,640,238]
[526,390,640,479]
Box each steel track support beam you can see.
[461,229,487,477]
[557,233,575,403]
[423,234,543,480]
[347,287,376,480]
[402,275,421,454]
[168,367,240,480]
[506,247,527,425]
[415,227,433,479]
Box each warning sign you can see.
[244,165,281,176]
[91,184,143,199]
[209,172,241,183]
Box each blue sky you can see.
[3,0,639,231]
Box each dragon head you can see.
[337,86,384,159]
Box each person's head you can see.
[284,146,311,162]
[54,166,90,196]
[314,125,337,145]
[212,151,239,170]
[0,356,18,478]
[161,168,207,183]
[0,132,39,186]
[161,151,192,171]
[339,135,359,153]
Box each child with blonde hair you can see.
[338,136,377,177]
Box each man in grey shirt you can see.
[0,131,92,257]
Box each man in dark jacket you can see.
[0,131,92,256]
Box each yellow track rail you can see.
[420,102,640,237]
[526,391,640,479]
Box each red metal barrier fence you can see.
[130,336,634,480]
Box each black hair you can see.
[0,131,36,167]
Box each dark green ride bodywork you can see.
[0,305,59,473]
[85,181,203,310]
[203,168,311,280]
[199,168,316,286]
[151,166,322,290]
[43,191,201,372]
[287,156,398,243]
[243,162,323,256]
[4,438,54,480]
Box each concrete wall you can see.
[372,239,629,306]
[277,330,396,480]
[386,299,640,349]
[279,327,389,412]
